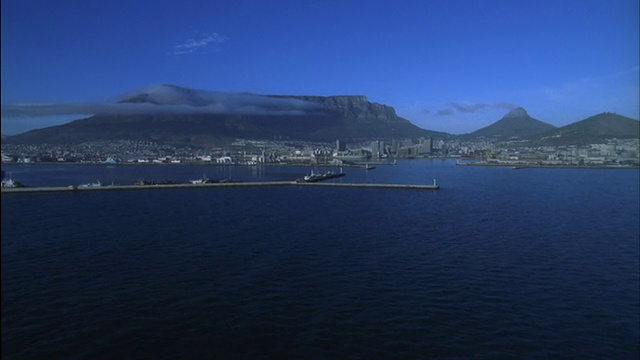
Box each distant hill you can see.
[2,84,446,146]
[529,112,640,146]
[461,107,557,139]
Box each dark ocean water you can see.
[2,160,639,359]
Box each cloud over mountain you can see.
[2,84,440,146]
[436,101,517,116]
[1,84,326,118]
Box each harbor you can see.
[1,180,440,194]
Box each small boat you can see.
[303,170,323,182]
[1,172,25,188]
[190,174,209,184]
[78,180,101,188]
[190,174,220,184]
[365,164,376,170]
[135,179,154,185]
[135,179,178,185]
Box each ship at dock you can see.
[297,169,346,183]
[1,171,25,188]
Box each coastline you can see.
[0,161,396,167]
[455,161,640,170]
[4,158,638,169]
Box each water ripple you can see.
[2,164,639,359]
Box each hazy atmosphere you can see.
[1,0,638,135]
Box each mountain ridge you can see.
[2,85,446,146]
[527,112,640,146]
[2,85,638,146]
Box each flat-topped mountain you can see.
[462,107,557,139]
[2,84,445,146]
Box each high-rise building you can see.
[418,137,433,154]
[370,140,384,158]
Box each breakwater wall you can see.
[1,181,439,194]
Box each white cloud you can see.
[431,101,517,116]
[0,86,330,135]
[1,86,326,118]
[168,32,228,55]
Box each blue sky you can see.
[1,0,638,135]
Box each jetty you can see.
[1,181,440,194]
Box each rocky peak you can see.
[503,107,528,118]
